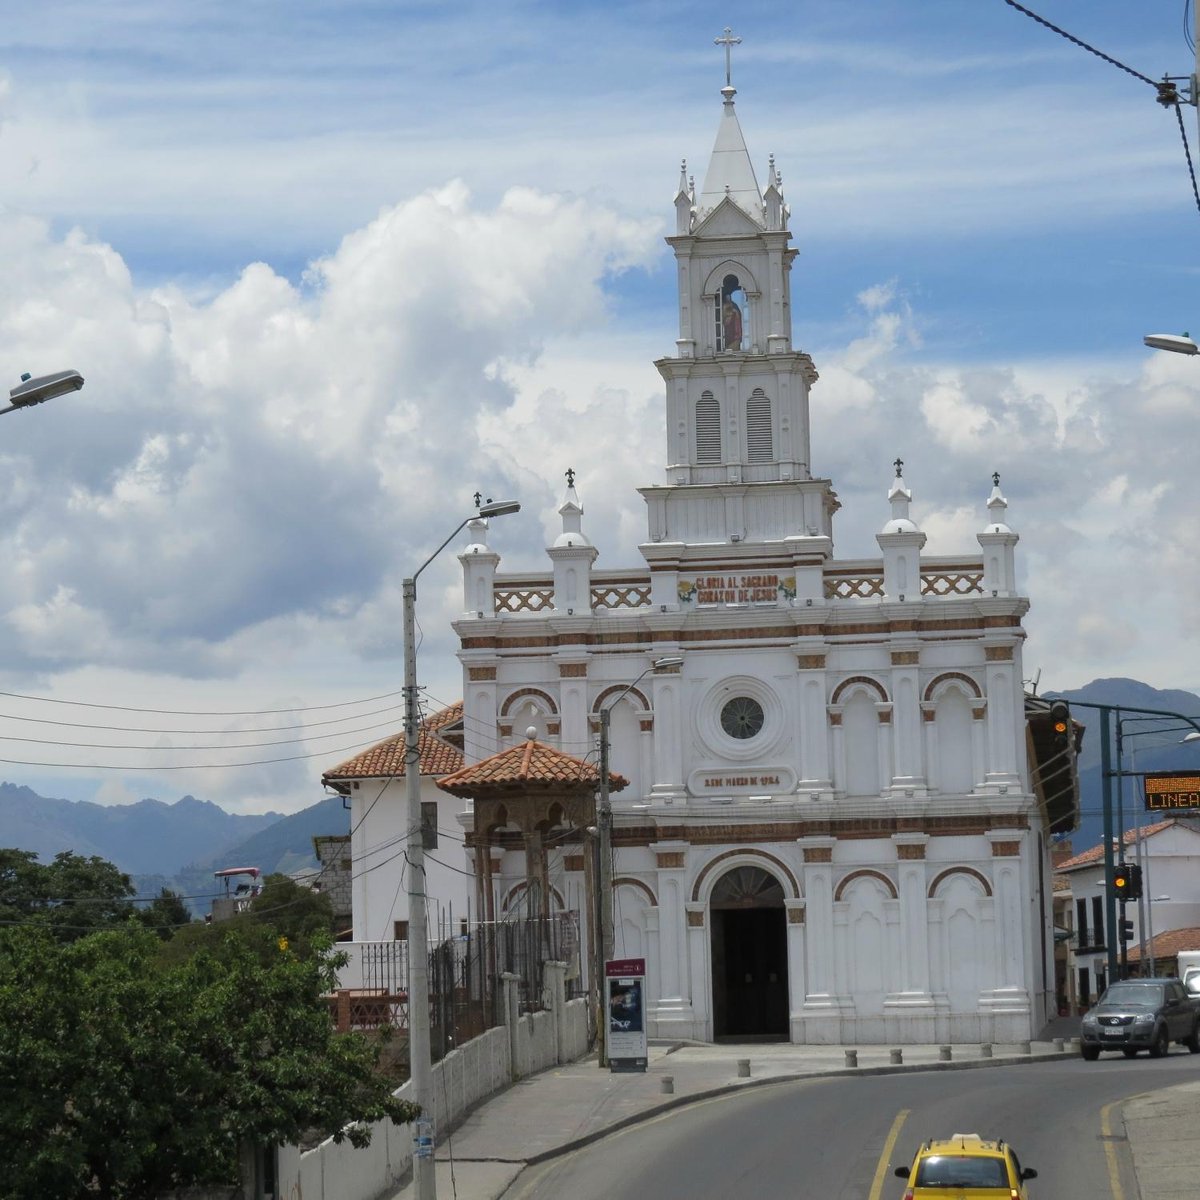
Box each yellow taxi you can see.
[893,1133,1038,1198]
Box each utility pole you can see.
[592,656,683,1069]
[402,575,435,1200]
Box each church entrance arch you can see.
[709,865,788,1040]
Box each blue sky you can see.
[1,1,1198,813]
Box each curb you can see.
[514,1049,1077,1168]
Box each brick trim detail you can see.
[467,666,497,681]
[558,662,588,677]
[656,852,685,869]
[614,876,657,907]
[831,675,889,705]
[927,866,993,898]
[984,646,1014,662]
[691,847,801,902]
[796,654,826,670]
[802,845,833,863]
[923,671,983,701]
[890,650,920,666]
[563,854,585,872]
[499,687,559,717]
[834,868,898,902]
[990,840,1021,857]
[896,843,926,860]
[686,910,705,927]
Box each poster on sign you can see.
[606,957,647,1072]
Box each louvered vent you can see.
[696,391,721,462]
[746,389,773,461]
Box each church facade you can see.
[450,69,1058,1044]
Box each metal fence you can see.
[330,912,585,1064]
[429,911,584,1060]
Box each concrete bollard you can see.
[938,1045,952,1062]
[889,1048,903,1065]
[980,1043,993,1058]
[844,1049,858,1068]
[661,1076,674,1095]
[1019,1040,1031,1055]
[737,1059,751,1078]
[1053,1037,1065,1051]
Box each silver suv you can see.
[1080,978,1200,1060]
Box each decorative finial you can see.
[893,457,904,477]
[992,471,1000,488]
[714,26,742,90]
[565,467,576,488]
[473,490,483,509]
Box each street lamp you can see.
[404,496,519,1200]
[1143,332,1199,356]
[594,654,683,1067]
[2,369,84,416]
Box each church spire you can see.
[696,28,763,223]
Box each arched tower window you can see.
[696,390,721,463]
[714,273,749,353]
[746,388,772,461]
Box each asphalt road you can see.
[505,1051,1200,1200]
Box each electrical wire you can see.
[0,687,407,717]
[0,702,406,736]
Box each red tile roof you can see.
[1124,926,1200,963]
[437,737,629,796]
[321,704,464,789]
[1055,821,1176,871]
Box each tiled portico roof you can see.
[321,704,464,791]
[437,737,628,796]
[1055,821,1175,871]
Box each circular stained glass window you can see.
[720,696,764,740]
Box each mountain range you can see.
[2,677,1195,905]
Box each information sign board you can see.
[1144,771,1200,813]
[605,957,647,1073]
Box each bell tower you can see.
[642,31,837,565]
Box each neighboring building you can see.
[322,703,471,950]
[311,834,353,933]
[1056,818,1200,1004]
[446,68,1076,1044]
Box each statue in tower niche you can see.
[718,274,747,352]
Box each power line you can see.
[0,687,406,718]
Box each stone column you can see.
[649,663,686,802]
[885,834,934,1037]
[798,837,843,1041]
[684,902,709,1041]
[784,898,807,1042]
[650,842,695,1036]
[557,660,588,755]
[981,644,1021,789]
[795,651,832,793]
[888,650,926,794]
[979,832,1031,1032]
[464,664,499,766]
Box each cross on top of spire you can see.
[714,27,742,89]
[565,467,576,489]
[893,457,904,477]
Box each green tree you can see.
[135,887,193,939]
[247,872,336,953]
[0,849,137,942]
[0,923,417,1200]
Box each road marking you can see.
[869,1108,910,1200]
[1100,1099,1126,1200]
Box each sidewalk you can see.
[388,1026,1198,1200]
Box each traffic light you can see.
[1120,919,1135,941]
[1049,700,1071,750]
[1112,862,1132,899]
[1126,863,1143,901]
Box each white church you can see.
[335,47,1076,1045]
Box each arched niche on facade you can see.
[703,262,758,353]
